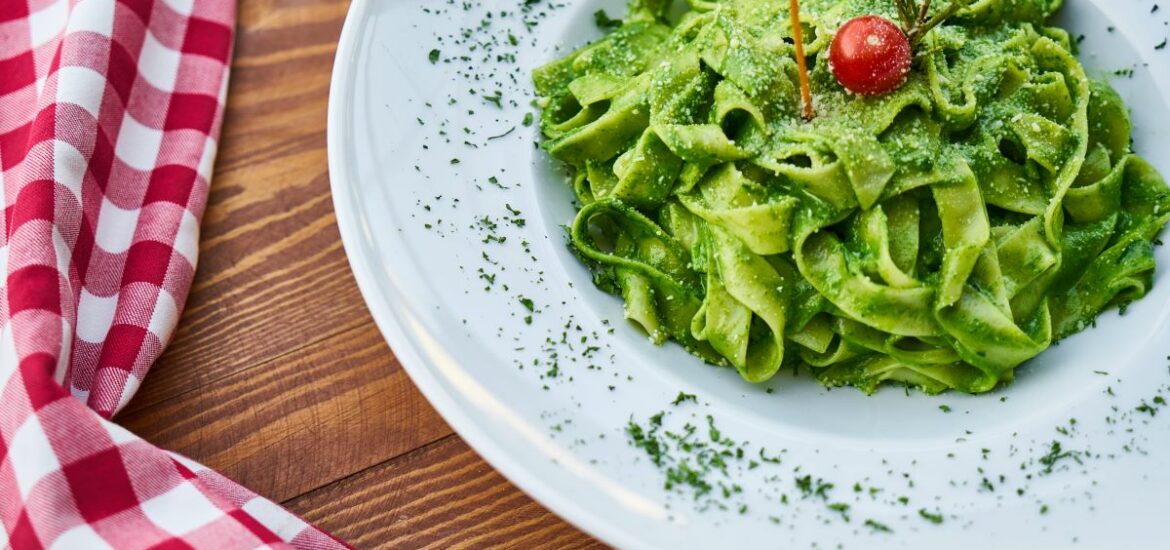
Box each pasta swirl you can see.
[535,0,1170,394]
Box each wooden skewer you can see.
[789,0,815,120]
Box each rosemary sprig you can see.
[891,0,972,45]
[893,0,917,28]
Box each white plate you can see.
[328,1,1170,548]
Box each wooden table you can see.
[117,2,603,547]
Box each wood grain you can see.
[122,0,367,415]
[286,436,605,550]
[119,0,601,547]
[120,325,451,503]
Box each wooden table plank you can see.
[123,0,364,415]
[120,0,601,546]
[285,436,604,550]
[121,325,452,503]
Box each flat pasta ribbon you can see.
[537,0,1170,394]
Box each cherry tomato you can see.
[829,15,913,96]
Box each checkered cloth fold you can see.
[1,2,348,548]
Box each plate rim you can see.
[326,1,644,547]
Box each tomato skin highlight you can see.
[829,15,913,96]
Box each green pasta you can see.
[534,0,1170,394]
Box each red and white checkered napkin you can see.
[1,2,348,548]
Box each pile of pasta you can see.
[534,0,1170,393]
